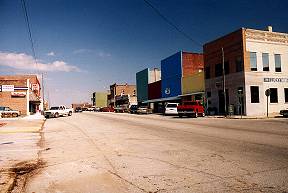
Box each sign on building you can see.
[1,85,14,92]
[11,92,26,97]
[32,84,39,91]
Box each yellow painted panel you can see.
[182,72,205,95]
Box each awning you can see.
[142,96,181,103]
[178,91,205,97]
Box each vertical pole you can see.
[267,95,269,118]
[240,97,242,119]
[222,47,227,117]
[42,73,45,113]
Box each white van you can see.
[164,103,179,115]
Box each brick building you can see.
[0,75,41,115]
[108,83,136,107]
[204,26,288,116]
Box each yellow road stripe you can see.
[0,128,41,134]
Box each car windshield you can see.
[167,104,177,108]
[50,107,59,110]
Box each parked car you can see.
[280,108,288,117]
[100,107,114,112]
[137,106,152,114]
[114,106,127,113]
[177,101,205,118]
[94,107,101,112]
[44,105,73,118]
[164,103,179,115]
[87,107,95,111]
[81,107,88,111]
[75,107,82,113]
[129,105,138,114]
[0,106,20,118]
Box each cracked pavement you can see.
[25,112,288,193]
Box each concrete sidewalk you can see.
[0,118,45,193]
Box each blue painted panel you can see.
[161,51,182,98]
[161,75,182,98]
[161,52,182,80]
[136,68,149,102]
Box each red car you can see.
[177,101,205,118]
[100,107,114,112]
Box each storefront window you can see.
[250,86,259,103]
[270,88,278,103]
[285,88,288,103]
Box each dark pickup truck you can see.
[177,101,205,118]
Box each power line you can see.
[20,0,38,68]
[21,0,46,111]
[143,0,202,47]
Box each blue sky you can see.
[0,0,287,106]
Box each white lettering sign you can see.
[11,92,26,97]
[2,85,14,92]
[264,78,288,83]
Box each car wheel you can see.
[68,111,72,116]
[12,113,18,117]
[54,113,59,118]
[179,114,183,118]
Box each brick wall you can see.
[0,79,28,115]
[115,85,136,96]
[182,52,204,77]
[203,29,245,78]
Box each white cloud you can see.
[73,49,93,54]
[0,51,80,72]
[73,49,111,57]
[47,51,55,56]
[98,51,111,57]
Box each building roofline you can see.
[204,28,244,47]
[243,27,288,36]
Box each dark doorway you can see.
[218,89,229,114]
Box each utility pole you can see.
[222,47,227,117]
[42,73,45,113]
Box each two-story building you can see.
[204,26,288,116]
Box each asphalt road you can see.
[25,112,288,193]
